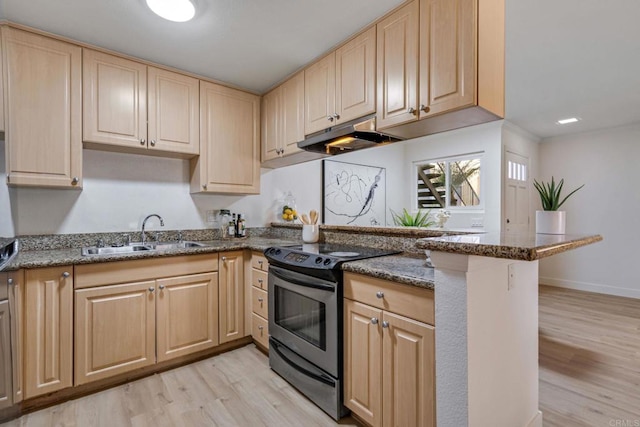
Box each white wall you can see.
[403,120,504,231]
[538,123,640,298]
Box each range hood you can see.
[297,114,402,155]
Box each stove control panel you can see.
[265,247,339,270]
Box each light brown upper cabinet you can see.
[377,0,476,129]
[262,72,304,162]
[2,27,82,188]
[191,82,260,194]
[83,49,199,158]
[305,26,376,135]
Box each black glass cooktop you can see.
[282,243,399,260]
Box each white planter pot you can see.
[535,210,566,234]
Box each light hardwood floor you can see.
[1,346,360,427]
[3,286,638,427]
[539,285,640,426]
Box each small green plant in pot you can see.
[390,208,435,228]
[533,177,584,234]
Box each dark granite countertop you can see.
[341,253,434,290]
[416,233,603,261]
[7,237,299,270]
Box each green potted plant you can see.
[533,177,584,234]
[390,208,435,228]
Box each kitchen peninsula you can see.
[416,232,603,427]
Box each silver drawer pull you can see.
[371,317,378,325]
[376,291,384,299]
[258,325,264,331]
[7,278,13,285]
[257,297,264,303]
[62,272,70,278]
[149,287,155,293]
[159,285,165,290]
[382,321,389,328]
[258,279,263,284]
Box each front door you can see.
[504,151,530,233]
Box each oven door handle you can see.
[271,340,336,387]
[270,266,336,292]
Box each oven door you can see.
[268,265,338,377]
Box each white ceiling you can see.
[1,0,639,139]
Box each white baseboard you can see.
[526,411,543,427]
[539,276,640,299]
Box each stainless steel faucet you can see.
[141,214,165,245]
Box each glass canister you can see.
[218,209,232,239]
[280,191,298,222]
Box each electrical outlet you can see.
[508,264,515,291]
[471,217,483,227]
[205,210,217,223]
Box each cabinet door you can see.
[304,53,335,134]
[344,299,383,427]
[83,49,147,149]
[147,67,199,156]
[382,311,435,427]
[24,266,73,398]
[261,86,281,162]
[376,0,419,130]
[8,270,23,403]
[0,299,11,409]
[219,251,245,344]
[196,82,260,194]
[336,27,376,124]
[2,28,82,188]
[156,272,218,362]
[419,0,476,118]
[75,281,156,385]
[280,71,305,156]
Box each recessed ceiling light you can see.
[146,0,195,22]
[557,117,580,125]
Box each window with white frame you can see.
[415,155,482,209]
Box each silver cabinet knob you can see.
[258,325,264,331]
[257,297,264,303]
[327,115,334,122]
[72,177,79,185]
[257,279,263,284]
[140,139,146,145]
[408,107,417,115]
[150,140,156,147]
[202,184,207,190]
[7,278,13,285]
[221,256,227,261]
[382,321,389,328]
[159,285,165,290]
[149,287,155,293]
[62,272,70,278]
[371,317,378,325]
[258,260,263,267]
[333,113,340,120]
[376,291,384,299]
[420,104,430,113]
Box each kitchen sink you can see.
[81,241,206,256]
[150,241,206,250]
[81,244,152,256]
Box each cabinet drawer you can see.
[251,269,268,290]
[251,313,269,349]
[344,272,434,325]
[251,286,268,319]
[251,253,269,272]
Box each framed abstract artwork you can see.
[322,159,386,226]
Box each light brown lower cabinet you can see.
[219,251,245,344]
[344,278,435,427]
[75,280,156,385]
[74,272,219,385]
[24,267,73,399]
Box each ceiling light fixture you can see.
[557,117,580,125]
[146,0,195,22]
